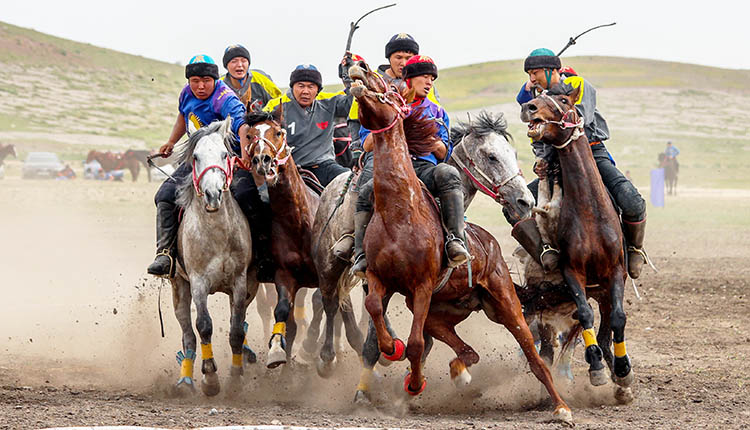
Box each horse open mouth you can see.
[527,118,544,138]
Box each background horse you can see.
[169,117,258,396]
[85,150,141,182]
[521,87,634,394]
[0,143,17,167]
[658,152,678,195]
[347,63,572,424]
[124,149,152,182]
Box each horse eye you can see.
[488,155,499,162]
[561,98,568,104]
[276,131,282,137]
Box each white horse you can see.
[170,117,259,396]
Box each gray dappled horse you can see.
[170,118,259,396]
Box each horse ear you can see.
[187,119,199,135]
[220,115,233,139]
[567,84,581,106]
[278,102,284,125]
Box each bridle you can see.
[536,92,584,149]
[362,73,412,134]
[191,154,234,197]
[245,120,292,172]
[451,136,522,205]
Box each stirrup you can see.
[445,234,470,267]
[153,249,176,278]
[627,246,658,273]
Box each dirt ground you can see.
[0,178,748,430]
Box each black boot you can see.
[440,189,471,268]
[623,219,648,279]
[350,210,372,279]
[147,201,179,277]
[511,218,559,272]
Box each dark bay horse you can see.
[244,109,362,369]
[125,149,152,181]
[348,64,571,423]
[658,153,678,195]
[85,150,141,182]
[0,144,17,167]
[521,88,634,391]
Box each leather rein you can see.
[537,92,584,149]
[363,74,412,134]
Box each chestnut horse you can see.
[521,88,634,391]
[348,64,571,423]
[243,109,362,369]
[0,144,17,167]
[85,150,141,181]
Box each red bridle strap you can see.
[192,156,234,197]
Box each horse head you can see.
[177,117,234,213]
[520,85,582,147]
[85,150,98,164]
[451,111,534,221]
[348,61,411,134]
[244,108,289,186]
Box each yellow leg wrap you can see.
[200,343,214,360]
[232,353,243,367]
[180,358,194,379]
[582,328,597,348]
[614,341,627,358]
[356,367,373,392]
[243,336,249,347]
[294,305,307,321]
[272,322,286,337]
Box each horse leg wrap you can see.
[176,349,195,385]
[613,340,633,383]
[382,338,406,361]
[232,353,243,368]
[403,372,427,396]
[581,328,598,348]
[449,358,472,388]
[356,367,373,392]
[200,343,214,360]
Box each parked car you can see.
[22,152,64,179]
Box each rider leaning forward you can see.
[350,55,470,277]
[511,48,649,279]
[147,55,276,281]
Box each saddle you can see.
[298,168,325,195]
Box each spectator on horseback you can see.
[220,44,282,112]
[513,48,649,279]
[262,63,353,187]
[665,141,679,159]
[351,55,469,277]
[147,54,275,281]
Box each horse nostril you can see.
[527,103,538,112]
[262,154,272,165]
[518,198,532,210]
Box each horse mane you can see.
[175,120,233,209]
[451,110,512,144]
[244,105,284,128]
[403,106,440,156]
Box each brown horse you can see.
[85,150,141,182]
[521,88,634,391]
[658,153,678,195]
[0,143,16,167]
[348,64,571,423]
[243,109,362,369]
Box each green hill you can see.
[0,21,748,188]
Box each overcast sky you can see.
[3,0,748,86]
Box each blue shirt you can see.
[359,96,452,165]
[178,80,246,154]
[665,146,680,157]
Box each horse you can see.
[169,117,258,396]
[658,153,678,195]
[124,149,152,182]
[0,143,17,167]
[520,88,634,394]
[243,108,362,369]
[85,150,141,182]
[347,63,572,423]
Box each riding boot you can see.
[511,218,559,273]
[350,210,372,279]
[623,219,648,279]
[249,205,276,283]
[440,189,471,268]
[147,201,179,277]
[332,232,355,262]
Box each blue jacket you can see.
[359,96,452,165]
[179,80,246,153]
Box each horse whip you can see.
[339,3,397,79]
[557,22,617,57]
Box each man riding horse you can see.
[220,44,282,112]
[511,48,649,279]
[351,55,470,277]
[146,54,275,281]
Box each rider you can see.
[665,141,680,159]
[220,44,282,112]
[350,55,470,277]
[262,64,352,187]
[513,48,649,279]
[147,54,275,281]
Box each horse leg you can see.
[403,286,432,396]
[482,270,572,423]
[562,267,608,386]
[302,288,325,359]
[423,314,478,389]
[364,274,403,363]
[191,281,220,396]
[354,288,395,405]
[267,275,292,369]
[317,287,341,377]
[609,272,634,391]
[339,294,364,356]
[294,288,309,343]
[226,276,249,395]
[255,283,275,342]
[172,278,196,394]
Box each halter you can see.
[451,136,522,204]
[536,92,584,149]
[191,155,234,197]
[246,121,292,170]
[364,73,412,134]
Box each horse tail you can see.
[336,271,362,311]
[560,323,582,356]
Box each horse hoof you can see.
[353,390,372,406]
[201,373,220,397]
[266,347,287,369]
[451,367,472,388]
[589,368,609,387]
[173,377,196,397]
[614,386,635,404]
[403,373,426,396]
[243,346,257,364]
[552,407,574,426]
[230,366,243,377]
[377,353,394,367]
[316,356,337,378]
[382,338,406,362]
[614,370,634,388]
